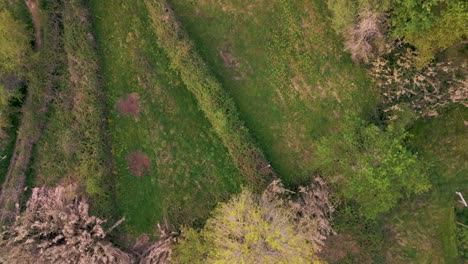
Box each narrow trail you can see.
[24,0,41,50]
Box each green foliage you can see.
[316,113,430,219]
[390,0,442,36]
[327,0,467,67]
[173,188,322,263]
[402,1,468,67]
[0,9,29,74]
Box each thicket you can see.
[315,113,430,219]
[173,178,333,263]
[0,185,132,264]
[32,0,113,214]
[144,0,274,190]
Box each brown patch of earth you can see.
[116,93,141,120]
[127,150,150,177]
[319,233,363,263]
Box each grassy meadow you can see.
[89,0,244,235]
[169,0,377,186]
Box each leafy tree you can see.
[315,114,430,219]
[173,179,333,263]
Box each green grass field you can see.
[169,0,377,186]
[89,0,244,235]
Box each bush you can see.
[0,185,133,263]
[315,113,430,219]
[344,9,386,63]
[173,179,333,263]
[328,0,467,67]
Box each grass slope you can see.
[169,0,377,186]
[89,0,244,235]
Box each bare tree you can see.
[0,185,134,264]
[344,9,386,63]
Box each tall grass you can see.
[145,0,274,190]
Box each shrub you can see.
[173,179,333,263]
[370,46,468,118]
[315,113,430,219]
[0,185,133,263]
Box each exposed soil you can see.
[116,93,141,120]
[24,0,41,50]
[127,150,150,177]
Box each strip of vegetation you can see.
[145,0,275,190]
[32,0,113,216]
[0,0,63,225]
[0,3,30,185]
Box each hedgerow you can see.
[145,0,275,190]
